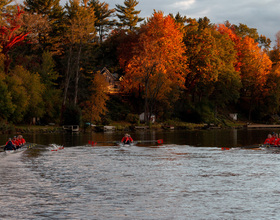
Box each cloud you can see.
[21,0,280,45]
[170,0,196,10]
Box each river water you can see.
[1,129,280,219]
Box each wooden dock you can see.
[246,124,280,129]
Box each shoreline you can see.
[2,121,280,134]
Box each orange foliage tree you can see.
[120,11,187,122]
[184,17,221,100]
[239,36,272,119]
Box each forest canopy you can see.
[0,0,280,126]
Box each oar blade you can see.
[157,139,163,144]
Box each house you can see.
[100,67,120,94]
[139,112,156,123]
[229,113,238,121]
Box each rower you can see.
[18,135,26,148]
[4,138,16,151]
[264,134,272,145]
[12,136,20,149]
[121,134,133,145]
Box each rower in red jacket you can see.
[121,134,133,144]
[264,134,272,145]
[18,135,26,147]
[12,136,20,149]
[4,138,16,151]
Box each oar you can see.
[221,144,271,151]
[88,140,119,146]
[137,139,164,144]
[25,142,38,149]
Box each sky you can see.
[20,0,280,46]
[107,0,280,45]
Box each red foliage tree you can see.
[0,6,29,74]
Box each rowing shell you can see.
[117,142,136,147]
[221,144,280,151]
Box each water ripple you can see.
[1,145,280,219]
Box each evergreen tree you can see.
[89,0,116,43]
[115,0,144,30]
[63,0,96,106]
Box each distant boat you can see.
[62,125,79,132]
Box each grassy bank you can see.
[0,118,247,134]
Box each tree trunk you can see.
[63,46,73,107]
[144,80,149,124]
[74,42,82,105]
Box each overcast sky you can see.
[108,0,280,45]
[24,0,280,46]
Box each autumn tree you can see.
[184,17,220,101]
[0,71,15,120]
[210,26,241,115]
[0,6,29,74]
[120,11,187,123]
[81,72,109,123]
[88,0,116,43]
[5,65,45,123]
[239,36,272,120]
[115,0,144,30]
[262,64,280,117]
[229,22,271,50]
[269,31,280,66]
[23,0,64,52]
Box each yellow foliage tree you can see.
[82,73,109,123]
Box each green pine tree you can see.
[89,0,116,43]
[115,0,144,30]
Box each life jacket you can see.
[275,138,280,146]
[20,138,26,145]
[12,139,19,146]
[264,138,271,145]
[121,137,133,143]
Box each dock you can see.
[245,124,280,129]
[62,125,79,132]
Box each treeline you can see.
[0,0,280,126]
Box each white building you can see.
[139,113,156,123]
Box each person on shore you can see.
[121,134,133,145]
[4,138,16,151]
